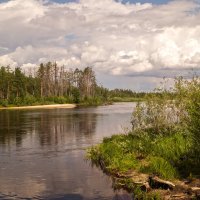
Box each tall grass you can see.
[88,130,192,180]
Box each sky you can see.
[0,0,200,91]
[52,0,170,3]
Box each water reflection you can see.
[33,110,97,147]
[0,109,98,148]
[0,110,27,146]
[0,103,134,200]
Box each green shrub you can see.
[53,96,67,104]
[13,97,23,106]
[0,99,9,107]
[23,95,37,105]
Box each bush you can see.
[53,96,67,104]
[0,99,9,107]
[184,78,200,161]
[23,95,37,105]
[13,97,23,106]
[130,77,200,177]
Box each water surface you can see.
[0,103,135,200]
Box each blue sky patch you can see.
[65,34,78,40]
[51,0,79,3]
[117,0,170,4]
[0,0,9,3]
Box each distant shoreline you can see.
[0,104,76,110]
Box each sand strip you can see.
[0,104,76,110]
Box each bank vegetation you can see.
[87,77,200,199]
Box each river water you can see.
[0,103,135,200]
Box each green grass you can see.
[87,131,192,180]
[133,187,161,200]
[141,156,178,180]
[87,131,194,199]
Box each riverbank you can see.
[87,133,200,199]
[87,77,200,199]
[0,100,112,110]
[0,104,76,110]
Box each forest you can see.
[0,62,101,106]
[0,62,146,107]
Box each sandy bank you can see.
[0,104,76,110]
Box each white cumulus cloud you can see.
[0,0,200,90]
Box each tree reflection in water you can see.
[0,108,97,148]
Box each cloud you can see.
[0,55,17,67]
[0,0,200,90]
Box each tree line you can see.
[0,62,109,106]
[0,62,150,107]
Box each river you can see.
[0,103,135,200]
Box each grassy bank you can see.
[87,77,200,199]
[88,131,193,180]
[87,131,199,199]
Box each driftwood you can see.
[171,193,191,200]
[149,176,175,190]
[191,187,200,192]
[190,187,200,198]
[96,158,200,199]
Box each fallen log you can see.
[149,176,175,190]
